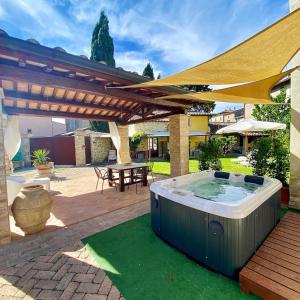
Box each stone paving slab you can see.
[0,201,150,299]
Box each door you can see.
[85,136,91,164]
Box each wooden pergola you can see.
[0,29,196,124]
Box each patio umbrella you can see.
[216,119,286,156]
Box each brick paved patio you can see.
[1,166,156,299]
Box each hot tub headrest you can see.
[244,175,264,185]
[214,171,230,179]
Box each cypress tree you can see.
[90,11,115,132]
[142,63,155,80]
[90,11,115,67]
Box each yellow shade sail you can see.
[125,8,300,88]
[158,68,297,104]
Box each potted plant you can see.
[32,149,53,178]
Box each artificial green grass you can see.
[82,214,257,300]
[152,157,252,176]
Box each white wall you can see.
[19,116,66,137]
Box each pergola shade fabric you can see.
[125,8,300,88]
[158,68,296,105]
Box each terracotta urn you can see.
[35,163,53,178]
[11,185,53,235]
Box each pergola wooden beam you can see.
[3,90,141,117]
[125,112,181,125]
[4,107,123,122]
[0,64,189,110]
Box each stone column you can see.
[169,114,189,177]
[289,0,300,209]
[0,88,11,245]
[117,125,131,163]
[74,130,86,167]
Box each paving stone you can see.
[72,293,85,300]
[0,275,20,285]
[28,288,42,298]
[37,289,62,299]
[93,269,105,284]
[34,262,54,271]
[48,252,63,263]
[17,278,38,295]
[0,284,20,296]
[73,273,95,283]
[56,273,75,290]
[35,255,51,263]
[59,281,79,300]
[0,267,18,275]
[84,294,107,300]
[77,282,100,294]
[35,279,58,290]
[52,264,71,281]
[87,266,98,274]
[51,256,68,271]
[16,269,38,287]
[107,286,120,300]
[16,262,34,276]
[69,264,90,274]
[34,270,56,280]
[99,277,112,295]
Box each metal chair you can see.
[132,167,144,194]
[147,161,155,182]
[94,167,117,193]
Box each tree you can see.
[142,63,155,80]
[252,88,290,129]
[90,11,115,67]
[90,11,115,132]
[215,136,238,155]
[157,73,161,79]
[184,85,216,113]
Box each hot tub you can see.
[150,171,282,278]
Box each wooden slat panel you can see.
[3,99,14,106]
[2,80,14,90]
[55,88,66,99]
[17,82,28,93]
[66,90,76,100]
[31,84,42,95]
[240,212,300,299]
[44,87,54,97]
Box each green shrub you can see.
[130,131,148,151]
[215,136,238,155]
[249,134,289,186]
[198,139,222,171]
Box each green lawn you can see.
[152,157,252,176]
[82,214,257,300]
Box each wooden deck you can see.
[240,211,300,300]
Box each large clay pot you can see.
[35,163,53,178]
[11,185,52,235]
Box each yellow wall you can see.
[189,116,209,151]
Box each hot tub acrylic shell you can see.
[150,171,281,278]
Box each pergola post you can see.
[289,0,300,209]
[0,88,11,245]
[169,114,189,177]
[117,125,131,163]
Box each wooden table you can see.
[107,163,148,192]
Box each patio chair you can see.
[108,150,117,163]
[147,161,155,182]
[132,167,144,194]
[94,167,117,193]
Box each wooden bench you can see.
[240,211,300,300]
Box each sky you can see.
[0,0,289,113]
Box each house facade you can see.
[129,113,210,159]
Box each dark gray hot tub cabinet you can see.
[151,191,280,278]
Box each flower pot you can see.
[11,185,52,235]
[280,186,289,207]
[35,163,53,178]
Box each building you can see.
[19,116,66,137]
[210,108,244,124]
[129,112,210,159]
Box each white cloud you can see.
[115,51,162,77]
